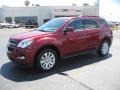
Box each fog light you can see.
[17,56,25,60]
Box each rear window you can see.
[99,19,110,28]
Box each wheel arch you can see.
[33,44,61,67]
[97,37,111,51]
[101,37,112,46]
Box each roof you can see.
[55,16,103,20]
[80,16,103,19]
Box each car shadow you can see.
[0,52,112,82]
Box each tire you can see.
[35,49,58,71]
[2,26,4,28]
[97,40,110,57]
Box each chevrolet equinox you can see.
[7,16,113,71]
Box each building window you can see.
[61,9,68,12]
[76,10,82,12]
[15,16,38,24]
[55,15,78,18]
[44,19,50,23]
[5,17,12,23]
[55,15,66,18]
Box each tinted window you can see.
[67,19,83,31]
[99,19,110,28]
[83,19,100,29]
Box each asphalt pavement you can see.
[0,28,120,90]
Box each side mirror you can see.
[65,27,74,32]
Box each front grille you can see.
[9,39,18,45]
[8,47,14,52]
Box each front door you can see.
[61,19,86,55]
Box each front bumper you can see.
[7,46,35,68]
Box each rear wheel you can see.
[35,49,58,71]
[97,40,110,57]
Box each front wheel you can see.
[97,40,110,57]
[35,49,58,71]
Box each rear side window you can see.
[99,19,110,28]
[82,19,100,29]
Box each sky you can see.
[0,0,120,21]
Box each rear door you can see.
[82,19,101,49]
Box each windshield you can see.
[37,18,67,32]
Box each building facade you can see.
[0,5,99,25]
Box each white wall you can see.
[1,6,99,24]
[51,6,82,17]
[82,6,99,16]
[3,6,52,19]
[0,8,3,23]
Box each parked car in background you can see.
[0,22,19,28]
[0,22,10,28]
[7,22,20,28]
[108,21,120,28]
[25,21,38,29]
[0,23,2,28]
[7,16,113,71]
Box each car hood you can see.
[11,30,51,40]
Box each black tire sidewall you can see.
[97,40,110,57]
[36,49,58,71]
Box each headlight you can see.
[17,39,33,48]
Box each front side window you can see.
[37,18,67,32]
[82,19,100,29]
[67,19,83,31]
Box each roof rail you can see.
[79,15,101,18]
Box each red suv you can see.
[7,16,113,71]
